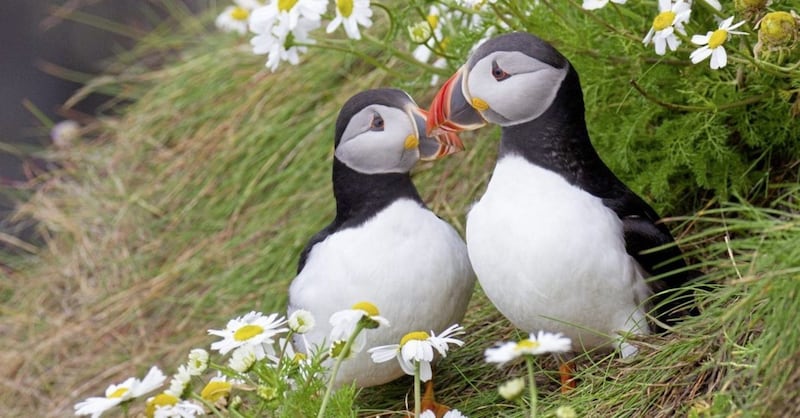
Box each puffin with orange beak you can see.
[289,89,475,395]
[427,33,697,378]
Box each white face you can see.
[464,50,568,126]
[334,104,420,174]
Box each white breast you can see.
[289,199,475,387]
[466,156,650,354]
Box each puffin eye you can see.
[370,114,385,131]
[491,61,510,81]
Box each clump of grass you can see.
[2,1,799,417]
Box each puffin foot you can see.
[559,360,576,394]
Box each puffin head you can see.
[427,32,571,134]
[334,88,464,174]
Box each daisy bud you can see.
[556,406,578,418]
[498,377,525,400]
[288,309,315,334]
[758,11,798,47]
[408,21,432,43]
[187,348,209,375]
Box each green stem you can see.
[414,361,422,418]
[317,324,364,418]
[526,357,538,418]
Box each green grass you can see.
[1,2,799,417]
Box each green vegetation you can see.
[1,1,798,417]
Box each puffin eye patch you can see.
[491,61,510,81]
[369,114,385,131]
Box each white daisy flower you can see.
[690,16,748,69]
[329,301,390,354]
[326,0,373,40]
[582,0,626,10]
[186,348,209,376]
[369,325,463,382]
[165,365,192,398]
[249,0,326,35]
[216,6,250,34]
[75,366,166,418]
[484,331,572,367]
[250,15,320,72]
[208,311,288,357]
[154,400,205,418]
[228,345,258,373]
[288,309,315,334]
[643,0,692,55]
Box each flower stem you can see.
[317,324,364,418]
[414,361,422,418]
[526,356,538,418]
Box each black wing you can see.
[602,190,699,328]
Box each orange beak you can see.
[426,66,487,136]
[409,106,465,160]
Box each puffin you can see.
[288,88,476,389]
[425,32,697,362]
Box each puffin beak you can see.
[409,106,465,161]
[426,66,487,135]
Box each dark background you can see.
[0,0,205,246]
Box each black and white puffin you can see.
[426,32,697,360]
[288,88,475,388]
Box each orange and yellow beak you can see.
[426,66,487,136]
[408,106,465,161]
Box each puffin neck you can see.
[497,66,599,184]
[331,158,423,224]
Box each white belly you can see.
[289,199,475,387]
[466,156,650,353]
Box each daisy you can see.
[288,309,315,334]
[643,0,692,55]
[369,324,464,382]
[498,377,525,400]
[250,16,320,72]
[690,16,748,69]
[249,0,326,35]
[200,375,234,403]
[227,346,254,373]
[484,331,572,367]
[582,0,626,10]
[165,365,192,398]
[215,1,263,35]
[186,349,208,376]
[329,301,389,354]
[208,311,288,357]
[326,0,373,40]
[154,400,205,418]
[75,366,166,418]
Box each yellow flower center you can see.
[351,301,380,317]
[708,29,729,48]
[652,11,676,31]
[427,14,439,30]
[515,339,540,351]
[336,0,354,18]
[145,393,178,418]
[201,380,233,402]
[233,324,264,341]
[107,387,129,398]
[230,6,249,21]
[277,0,299,12]
[401,331,430,346]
